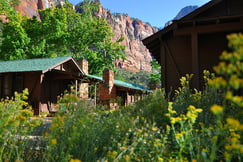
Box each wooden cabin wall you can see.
[161,34,191,92]
[0,73,24,98]
[23,72,42,115]
[198,33,228,87]
[41,72,70,113]
[0,72,42,115]
[0,74,2,98]
[3,73,13,97]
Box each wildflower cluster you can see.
[0,89,41,161]
[209,33,243,107]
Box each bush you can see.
[0,89,42,161]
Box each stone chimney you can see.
[99,68,116,104]
[76,58,89,99]
[76,58,88,75]
[103,68,114,92]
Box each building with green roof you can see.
[0,57,150,114]
[86,69,150,107]
[0,56,85,115]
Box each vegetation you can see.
[148,60,161,88]
[114,60,161,88]
[0,0,20,19]
[0,0,125,75]
[0,33,242,161]
[114,68,150,87]
[0,89,42,161]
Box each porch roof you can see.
[87,74,150,92]
[0,56,82,74]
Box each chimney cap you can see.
[76,58,87,61]
[104,68,113,71]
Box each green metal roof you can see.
[0,56,72,73]
[87,74,150,92]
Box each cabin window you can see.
[3,73,13,97]
[13,73,24,93]
[0,74,2,98]
[1,73,24,98]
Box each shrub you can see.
[0,89,42,161]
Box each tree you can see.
[0,0,125,75]
[0,0,30,60]
[148,60,161,89]
[0,0,20,21]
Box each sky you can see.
[69,0,211,27]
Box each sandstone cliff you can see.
[96,7,158,72]
[15,0,158,72]
[15,0,66,18]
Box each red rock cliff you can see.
[15,0,65,18]
[97,7,158,72]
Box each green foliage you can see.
[148,60,161,87]
[132,89,169,128]
[0,0,20,21]
[0,89,42,161]
[0,0,125,75]
[46,91,169,162]
[209,33,243,108]
[114,68,150,87]
[1,17,30,60]
[172,72,225,125]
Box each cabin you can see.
[88,69,149,108]
[143,0,243,92]
[0,57,149,114]
[0,56,87,115]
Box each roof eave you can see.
[143,0,223,46]
[42,57,85,75]
[180,0,222,21]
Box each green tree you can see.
[0,0,125,75]
[148,60,161,88]
[0,0,20,21]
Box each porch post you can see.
[36,73,44,115]
[191,32,200,89]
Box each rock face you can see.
[15,0,66,18]
[165,5,198,27]
[174,5,198,20]
[15,0,158,72]
[96,7,158,72]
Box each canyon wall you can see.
[96,7,158,72]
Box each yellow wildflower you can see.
[16,114,26,121]
[51,138,57,145]
[224,152,231,160]
[210,104,224,115]
[152,127,158,131]
[69,159,82,162]
[123,155,130,161]
[170,118,176,124]
[176,133,183,139]
[227,118,242,131]
[225,91,233,99]
[202,148,209,153]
